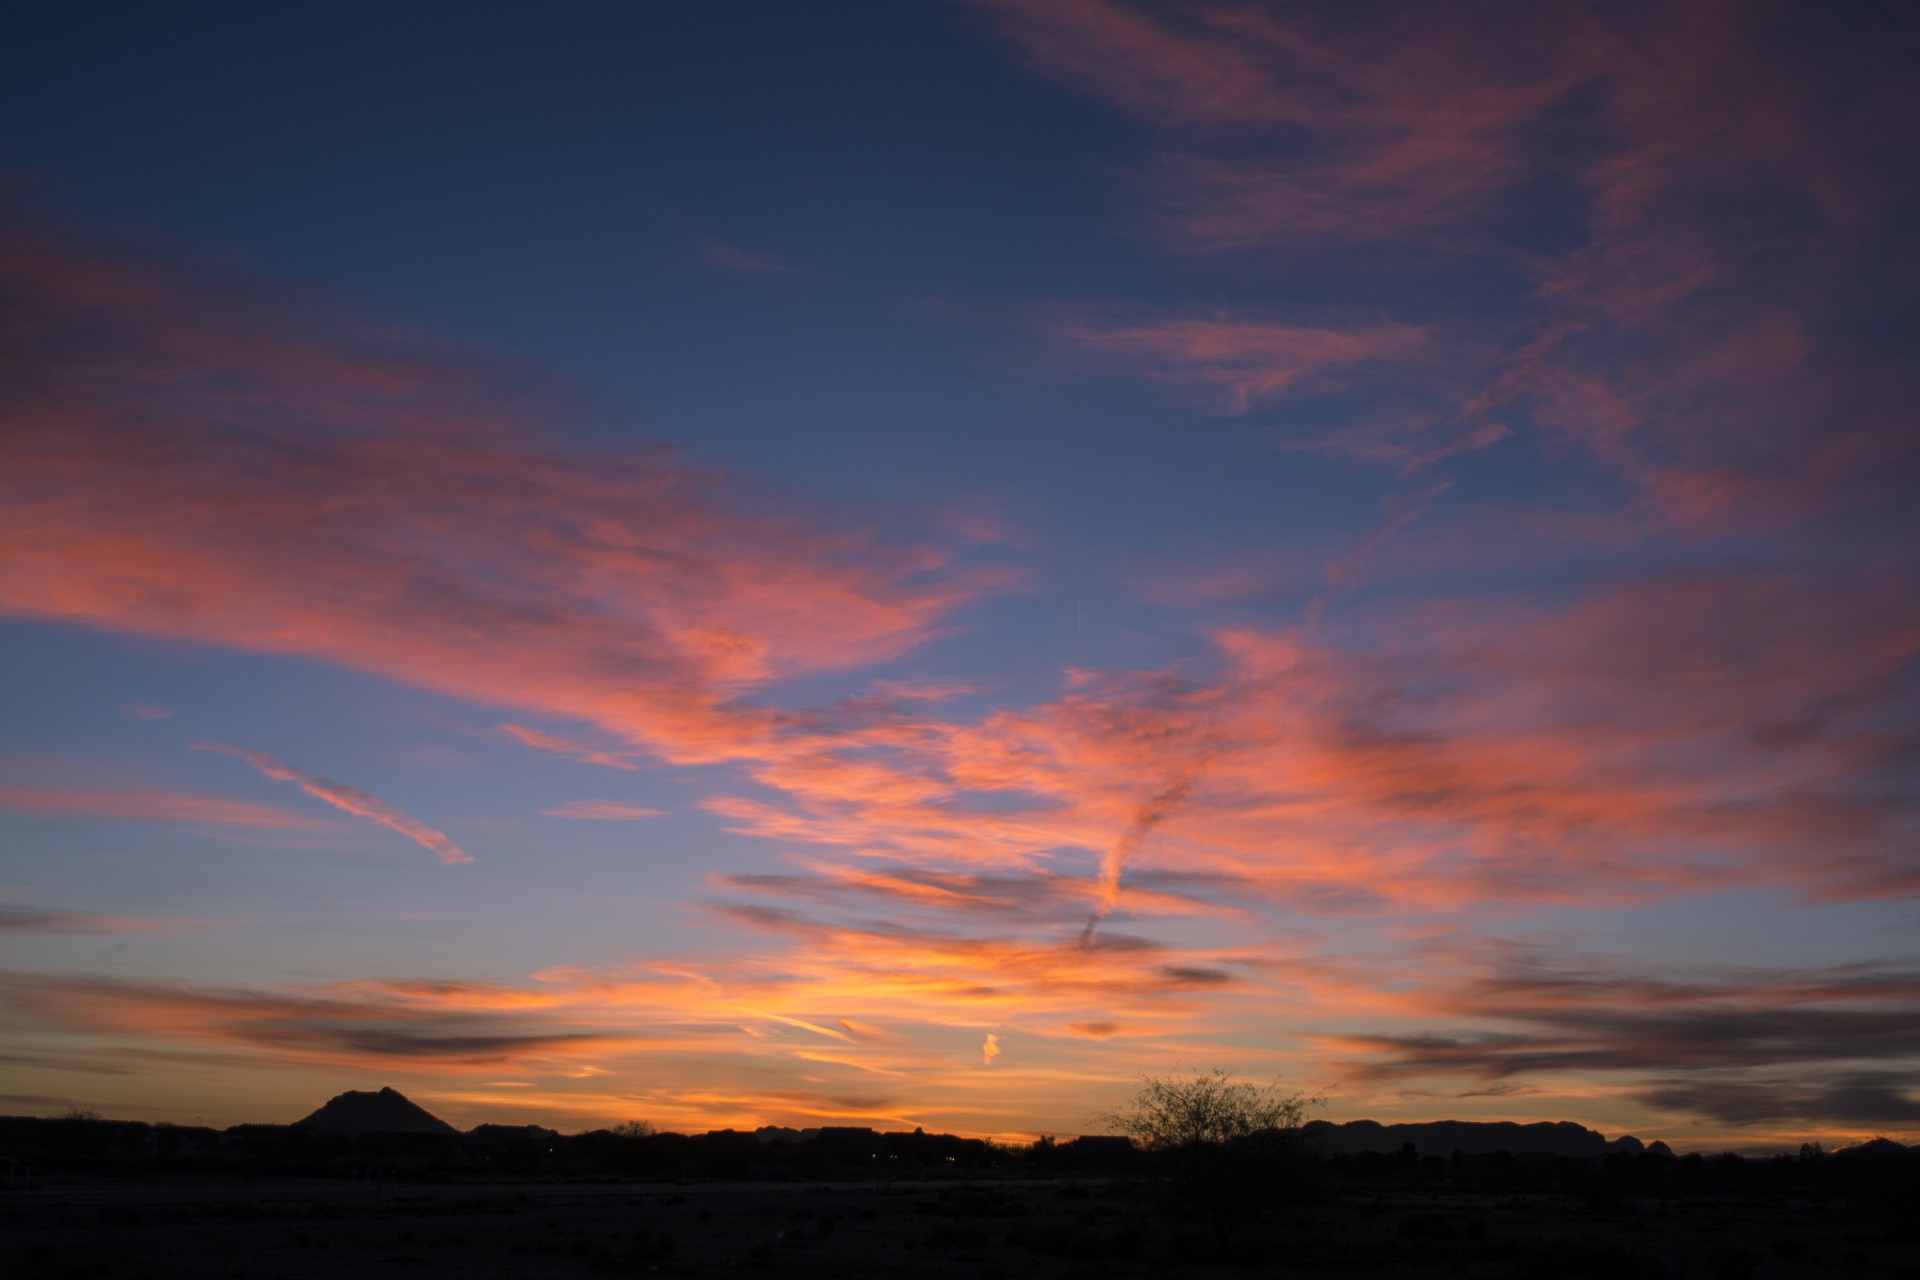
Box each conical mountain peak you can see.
[294,1087,458,1136]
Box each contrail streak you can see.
[198,743,471,865]
[1079,772,1198,947]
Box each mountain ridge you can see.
[1301,1118,1660,1158]
[276,1089,1904,1159]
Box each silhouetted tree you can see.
[1099,1069,1320,1251]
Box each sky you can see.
[1,0,1916,1149]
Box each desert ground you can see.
[6,1169,1917,1279]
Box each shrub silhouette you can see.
[1097,1069,1320,1250]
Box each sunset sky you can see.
[3,1,1917,1149]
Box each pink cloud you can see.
[975,0,1920,528]
[696,562,1920,925]
[972,0,1607,249]
[197,743,471,866]
[498,723,637,771]
[1046,310,1428,414]
[0,220,1005,773]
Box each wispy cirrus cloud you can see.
[972,0,1900,257]
[706,903,1242,1012]
[702,565,1920,928]
[497,723,638,771]
[541,800,666,821]
[717,860,1247,925]
[971,0,1607,250]
[197,743,470,866]
[0,973,607,1067]
[0,904,208,936]
[0,784,328,831]
[0,218,1008,773]
[1044,309,1429,415]
[698,238,807,276]
[976,0,1920,531]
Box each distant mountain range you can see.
[285,1088,1903,1161]
[1301,1118,1664,1159]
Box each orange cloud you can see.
[0,920,1308,1135]
[701,567,1920,920]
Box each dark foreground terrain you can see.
[6,1171,1918,1280]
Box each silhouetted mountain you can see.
[1832,1136,1914,1161]
[1302,1118,1647,1158]
[293,1086,457,1137]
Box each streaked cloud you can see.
[1296,941,1920,1126]
[977,0,1920,530]
[0,904,207,936]
[0,219,1008,772]
[1640,1076,1920,1128]
[0,784,328,831]
[498,723,639,771]
[706,567,1920,918]
[0,973,608,1067]
[541,800,666,821]
[698,238,806,276]
[972,0,1603,249]
[1045,310,1428,415]
[197,743,471,866]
